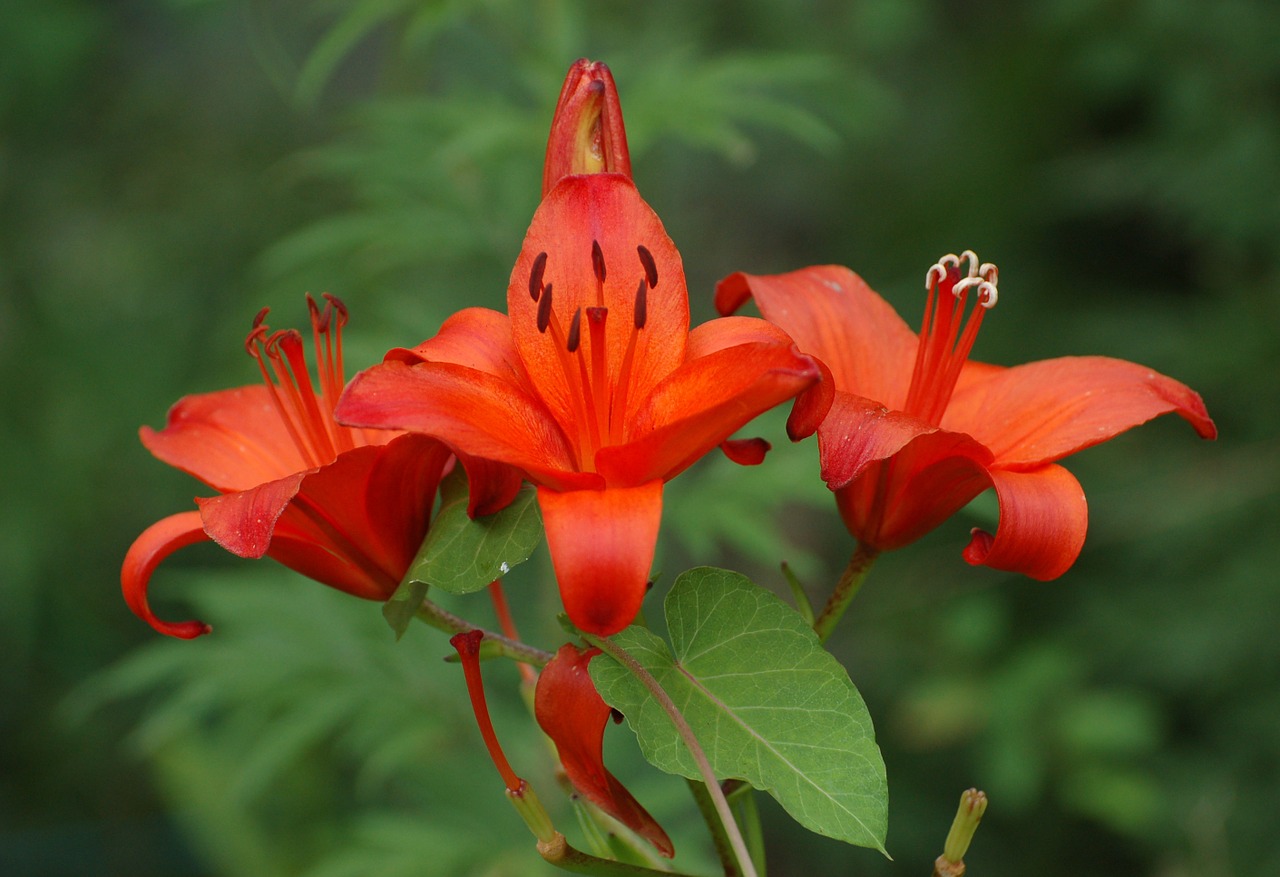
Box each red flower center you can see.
[527,240,658,469]
[245,293,359,468]
[902,251,1000,426]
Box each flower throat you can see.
[527,240,659,469]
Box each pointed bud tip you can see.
[542,59,632,195]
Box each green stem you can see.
[583,633,759,877]
[685,778,742,877]
[415,598,553,666]
[537,832,693,876]
[812,542,878,643]
[730,788,765,877]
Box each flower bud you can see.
[542,59,632,194]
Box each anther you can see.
[529,252,548,301]
[637,245,658,288]
[537,283,554,333]
[591,240,607,284]
[633,277,648,329]
[566,307,583,353]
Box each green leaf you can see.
[381,580,429,641]
[409,479,542,595]
[589,567,888,853]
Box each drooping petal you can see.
[121,511,214,639]
[197,471,307,558]
[595,326,819,485]
[337,360,599,491]
[715,265,919,408]
[534,644,673,857]
[945,355,1218,467]
[141,385,308,493]
[542,59,632,194]
[508,175,688,433]
[454,452,525,518]
[961,464,1088,581]
[537,481,663,636]
[358,434,453,582]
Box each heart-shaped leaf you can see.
[589,566,888,853]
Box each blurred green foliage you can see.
[2,0,1274,875]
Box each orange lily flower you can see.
[336,60,820,635]
[123,296,452,638]
[716,253,1217,579]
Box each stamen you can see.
[633,277,648,329]
[450,630,523,792]
[904,250,1000,425]
[585,307,610,443]
[566,307,583,353]
[529,251,547,301]
[537,283,554,333]
[591,239,607,284]
[637,245,658,288]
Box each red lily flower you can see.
[716,252,1217,579]
[336,60,820,635]
[535,643,673,857]
[123,295,452,638]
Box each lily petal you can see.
[142,386,307,493]
[962,464,1088,580]
[121,511,214,639]
[197,471,307,558]
[386,307,527,384]
[715,265,918,408]
[537,481,663,636]
[534,644,673,857]
[833,421,992,550]
[508,175,688,431]
[337,360,598,491]
[946,355,1218,466]
[596,332,819,485]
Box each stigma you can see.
[903,251,1000,425]
[245,293,358,469]
[527,241,656,468]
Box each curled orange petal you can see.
[121,511,214,639]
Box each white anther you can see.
[952,276,999,308]
[958,250,980,278]
[979,263,998,285]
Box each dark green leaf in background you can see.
[590,567,889,853]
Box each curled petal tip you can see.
[122,511,215,639]
[720,437,771,466]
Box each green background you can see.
[2,1,1274,875]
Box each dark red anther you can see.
[591,239,607,284]
[529,251,548,301]
[633,278,647,330]
[323,292,348,326]
[252,307,270,330]
[636,245,658,288]
[567,307,583,353]
[307,293,331,333]
[537,283,554,333]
